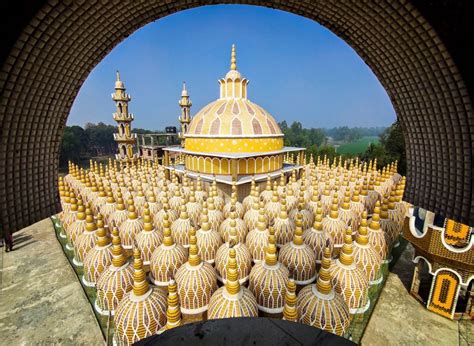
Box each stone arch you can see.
[0,1,473,232]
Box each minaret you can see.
[112,70,136,161]
[178,82,192,147]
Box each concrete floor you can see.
[362,243,473,346]
[0,218,471,345]
[0,219,104,345]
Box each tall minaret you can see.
[112,71,136,161]
[178,82,192,147]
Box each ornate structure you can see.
[178,82,192,146]
[163,45,304,196]
[208,248,258,319]
[297,247,350,336]
[112,71,137,161]
[114,249,167,345]
[404,206,473,319]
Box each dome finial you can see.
[132,248,150,296]
[116,70,120,81]
[230,44,237,71]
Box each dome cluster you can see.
[58,155,406,344]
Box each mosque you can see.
[58,45,414,344]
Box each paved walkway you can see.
[0,219,104,345]
[362,243,473,345]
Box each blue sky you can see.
[68,5,396,130]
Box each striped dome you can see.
[186,98,282,138]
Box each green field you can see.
[336,136,379,154]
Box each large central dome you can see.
[185,45,283,154]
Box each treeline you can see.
[281,120,405,174]
[59,122,166,167]
[323,126,385,142]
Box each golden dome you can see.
[110,191,128,228]
[171,198,193,248]
[114,249,167,345]
[184,45,283,154]
[67,197,86,249]
[63,191,78,239]
[353,212,383,285]
[154,194,178,232]
[265,182,282,221]
[186,186,202,226]
[95,227,134,316]
[208,248,258,319]
[175,231,217,316]
[297,247,350,336]
[245,203,270,263]
[215,220,252,284]
[367,201,389,262]
[322,196,346,253]
[289,188,314,230]
[119,197,143,250]
[207,196,225,232]
[379,197,399,248]
[223,183,244,218]
[134,204,163,266]
[73,205,98,266]
[83,214,113,287]
[244,188,265,231]
[279,213,316,285]
[149,214,188,288]
[196,204,223,264]
[219,201,248,244]
[273,195,295,248]
[260,175,274,203]
[100,186,116,225]
[330,228,370,314]
[248,226,289,315]
[302,202,334,265]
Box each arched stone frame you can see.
[255,157,263,174]
[0,1,473,232]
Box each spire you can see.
[230,44,237,71]
[264,226,278,266]
[339,228,354,266]
[370,201,381,230]
[116,70,121,82]
[111,227,127,267]
[356,211,369,246]
[225,248,240,295]
[162,214,175,247]
[142,204,154,232]
[165,280,182,329]
[132,248,150,296]
[293,213,304,246]
[181,81,188,97]
[283,279,298,322]
[96,214,110,247]
[316,247,333,295]
[188,229,201,266]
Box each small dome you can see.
[353,212,383,285]
[303,203,334,265]
[215,221,252,284]
[297,247,350,336]
[248,227,289,314]
[196,205,223,264]
[279,214,316,285]
[73,205,97,266]
[134,205,163,266]
[330,228,370,314]
[114,249,167,345]
[149,214,188,288]
[119,198,143,250]
[95,228,134,316]
[83,215,113,287]
[208,248,258,319]
[175,231,217,315]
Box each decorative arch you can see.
[0,1,473,232]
